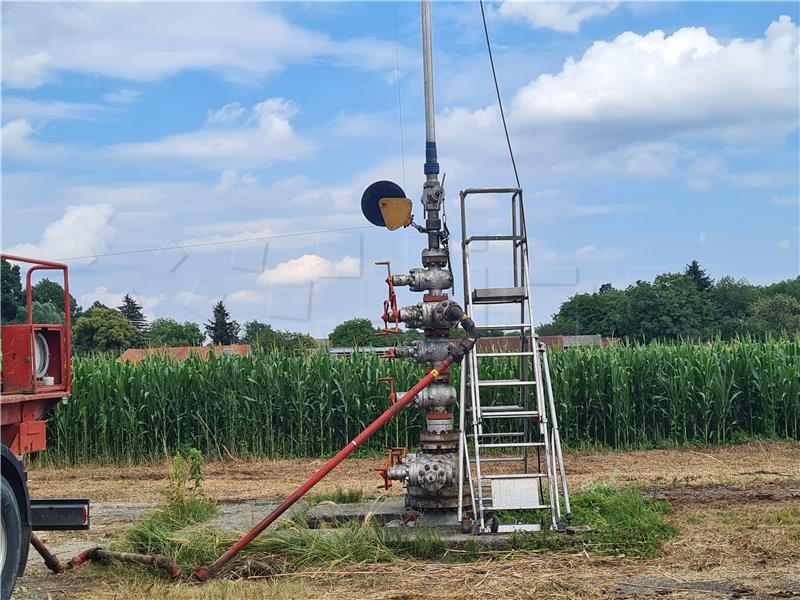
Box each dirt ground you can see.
[15,442,800,599]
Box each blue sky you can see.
[2,1,798,338]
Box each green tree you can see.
[117,294,147,331]
[205,301,240,345]
[626,274,715,340]
[537,267,800,341]
[29,301,65,325]
[31,278,81,322]
[763,276,800,302]
[329,318,380,347]
[148,318,205,347]
[745,294,800,337]
[707,276,760,339]
[73,307,143,354]
[242,320,315,352]
[684,259,714,292]
[1,258,24,323]
[538,288,629,337]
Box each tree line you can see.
[537,260,800,340]
[1,259,315,355]
[4,258,797,356]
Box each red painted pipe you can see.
[194,348,468,582]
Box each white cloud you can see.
[682,156,794,191]
[510,17,799,144]
[771,195,799,206]
[292,186,355,211]
[777,239,791,251]
[4,203,116,262]
[2,119,35,158]
[726,171,794,188]
[534,197,637,224]
[2,3,411,89]
[699,232,708,243]
[625,143,679,176]
[227,289,267,304]
[1,118,65,160]
[214,169,258,193]
[258,254,360,285]
[3,97,104,120]
[81,286,165,319]
[68,183,167,206]
[110,98,312,168]
[498,1,619,33]
[575,244,597,258]
[574,244,624,261]
[177,291,209,306]
[102,89,139,104]
[179,225,279,253]
[332,111,393,139]
[206,102,246,126]
[685,155,726,191]
[3,50,49,88]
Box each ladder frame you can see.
[457,187,571,532]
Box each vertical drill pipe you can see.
[194,352,461,582]
[421,0,439,185]
[421,0,436,149]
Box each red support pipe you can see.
[193,348,468,582]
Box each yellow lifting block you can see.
[378,198,413,231]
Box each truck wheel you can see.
[1,477,23,600]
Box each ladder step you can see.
[475,323,531,331]
[468,431,525,438]
[479,441,545,449]
[496,524,542,533]
[482,500,551,511]
[472,287,526,305]
[479,404,526,412]
[465,235,523,243]
[476,351,537,358]
[470,456,525,463]
[482,410,540,419]
[480,473,547,480]
[478,379,536,388]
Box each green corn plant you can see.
[38,337,799,465]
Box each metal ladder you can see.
[456,187,571,533]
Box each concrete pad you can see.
[305,497,407,528]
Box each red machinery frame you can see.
[1,254,72,457]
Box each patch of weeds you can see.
[243,518,401,570]
[306,487,364,506]
[717,511,739,525]
[387,526,447,560]
[118,449,218,566]
[770,506,800,525]
[685,512,705,525]
[506,485,679,558]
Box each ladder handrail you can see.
[459,185,568,533]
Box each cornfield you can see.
[41,338,799,465]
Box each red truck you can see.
[1,255,90,600]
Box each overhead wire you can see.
[479,0,520,189]
[53,225,372,262]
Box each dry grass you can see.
[27,442,800,503]
[65,504,800,600]
[22,442,800,600]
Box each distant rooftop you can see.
[118,344,251,363]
